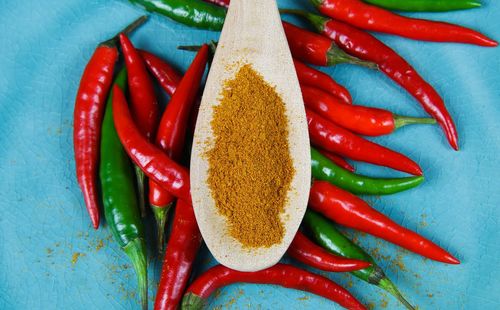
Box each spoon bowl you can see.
[190,0,310,272]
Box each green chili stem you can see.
[394,114,436,129]
[182,292,205,310]
[134,167,147,218]
[152,203,173,254]
[279,9,309,18]
[178,45,202,51]
[327,46,378,69]
[100,15,148,47]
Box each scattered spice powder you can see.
[380,298,389,308]
[207,64,295,248]
[95,239,104,251]
[71,252,85,265]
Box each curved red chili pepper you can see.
[119,33,160,140]
[140,50,182,96]
[155,199,202,310]
[141,50,183,228]
[154,45,208,158]
[294,59,352,104]
[283,22,377,69]
[303,85,435,137]
[285,21,331,66]
[147,46,208,249]
[307,109,423,175]
[73,16,146,229]
[311,0,497,46]
[303,85,394,136]
[318,149,355,172]
[183,264,366,310]
[309,181,460,264]
[298,12,459,150]
[288,231,370,272]
[112,85,191,202]
[140,50,202,136]
[74,46,117,230]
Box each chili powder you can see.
[206,64,295,248]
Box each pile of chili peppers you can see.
[72,0,496,309]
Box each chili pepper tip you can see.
[90,213,99,229]
[443,253,461,265]
[382,278,415,310]
[123,238,148,310]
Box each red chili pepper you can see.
[318,149,355,172]
[73,16,146,229]
[155,199,202,310]
[120,33,160,140]
[112,85,191,202]
[202,0,229,7]
[288,231,370,272]
[307,109,423,175]
[309,180,460,264]
[310,0,497,46]
[282,22,377,69]
[294,59,352,104]
[302,85,436,136]
[182,264,366,310]
[139,50,182,96]
[141,49,201,148]
[120,33,161,216]
[284,11,460,150]
[148,45,209,249]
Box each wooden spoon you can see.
[190,0,310,272]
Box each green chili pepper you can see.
[303,210,414,310]
[129,0,225,31]
[100,68,147,310]
[311,148,423,195]
[362,0,480,12]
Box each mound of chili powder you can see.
[206,64,295,248]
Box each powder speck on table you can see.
[206,64,295,248]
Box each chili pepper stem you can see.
[181,293,204,310]
[100,15,148,47]
[379,277,415,310]
[134,166,147,218]
[280,9,327,31]
[152,204,172,253]
[123,238,148,310]
[394,114,436,129]
[178,45,198,51]
[280,10,376,69]
[327,47,378,69]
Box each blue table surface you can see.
[1,0,499,309]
